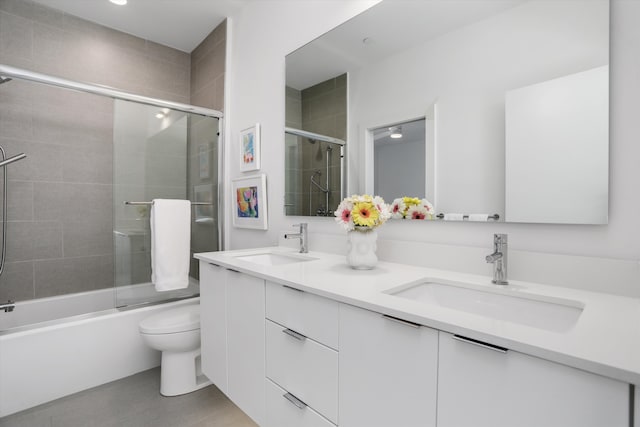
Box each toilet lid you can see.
[139,304,200,334]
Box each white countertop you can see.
[195,247,640,385]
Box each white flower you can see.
[334,199,355,231]
[389,198,406,219]
[421,198,434,213]
[373,196,391,221]
[407,204,430,220]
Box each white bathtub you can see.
[0,284,199,417]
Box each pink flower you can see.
[411,211,426,220]
[340,208,351,223]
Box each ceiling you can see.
[286,0,524,90]
[373,118,425,147]
[30,0,248,52]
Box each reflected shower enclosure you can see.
[284,74,347,216]
[285,130,344,216]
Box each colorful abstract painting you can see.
[240,124,260,172]
[232,174,268,229]
[236,186,259,218]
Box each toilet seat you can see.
[139,304,200,335]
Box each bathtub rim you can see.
[0,294,199,337]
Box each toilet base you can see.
[160,348,212,396]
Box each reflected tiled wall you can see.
[0,0,191,301]
[285,74,346,216]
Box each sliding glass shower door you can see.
[113,100,219,308]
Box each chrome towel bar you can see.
[124,201,212,206]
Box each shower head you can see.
[0,153,26,168]
[0,76,12,85]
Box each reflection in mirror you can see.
[285,74,347,216]
[372,118,427,204]
[285,0,609,224]
[284,127,345,216]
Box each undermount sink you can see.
[234,252,316,267]
[386,280,584,332]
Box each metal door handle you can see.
[283,392,307,410]
[452,334,508,353]
[383,314,421,329]
[282,328,307,341]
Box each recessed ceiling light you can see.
[389,126,403,139]
[110,0,127,5]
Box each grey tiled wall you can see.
[0,0,193,301]
[188,20,225,280]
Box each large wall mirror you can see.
[285,0,609,224]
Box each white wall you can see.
[375,139,425,203]
[224,0,381,249]
[225,0,640,297]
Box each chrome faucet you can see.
[486,233,508,285]
[284,223,308,253]
[1,300,15,312]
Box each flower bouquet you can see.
[334,195,390,270]
[334,194,390,231]
[389,197,434,220]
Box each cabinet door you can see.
[437,331,629,427]
[199,261,227,394]
[226,270,265,425]
[339,304,438,427]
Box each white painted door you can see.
[226,270,265,425]
[437,331,629,427]
[199,261,227,394]
[339,304,438,427]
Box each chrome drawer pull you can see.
[282,328,307,341]
[226,268,240,273]
[452,334,508,354]
[283,284,304,292]
[283,392,307,410]
[208,262,220,267]
[382,314,421,329]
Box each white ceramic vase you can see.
[346,228,378,270]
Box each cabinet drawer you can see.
[265,379,335,427]
[266,319,338,424]
[437,331,629,427]
[266,281,339,349]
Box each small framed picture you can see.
[240,124,261,172]
[232,174,268,230]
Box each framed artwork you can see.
[232,174,268,229]
[240,124,261,172]
[194,184,214,224]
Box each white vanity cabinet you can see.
[199,262,227,393]
[264,282,339,427]
[199,262,265,425]
[437,331,629,427]
[338,303,439,427]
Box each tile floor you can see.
[0,368,257,427]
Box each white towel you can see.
[468,214,489,222]
[443,213,464,221]
[151,199,191,292]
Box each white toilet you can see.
[139,303,211,396]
